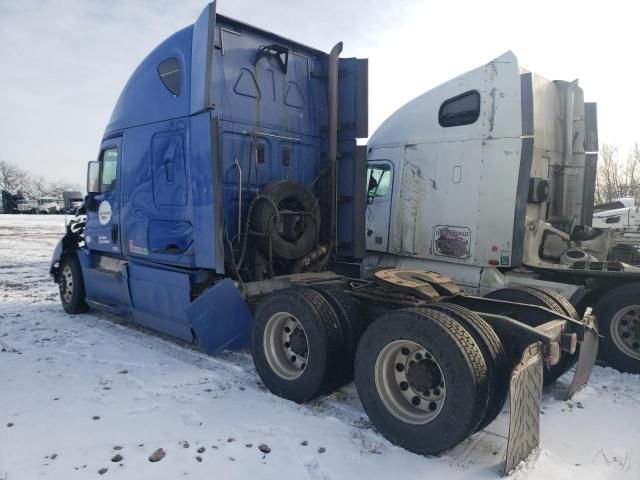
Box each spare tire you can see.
[251,181,321,260]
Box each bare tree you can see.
[625,142,640,195]
[0,160,29,192]
[595,143,640,203]
[23,175,51,198]
[0,160,81,198]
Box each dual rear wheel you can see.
[251,286,362,403]
[251,287,507,455]
[484,286,578,385]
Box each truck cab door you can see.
[86,138,122,255]
[366,160,393,252]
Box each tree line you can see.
[0,160,82,198]
[595,143,640,204]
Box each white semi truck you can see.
[365,51,640,374]
[593,197,638,229]
[590,197,640,266]
[35,197,61,214]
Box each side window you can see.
[158,58,181,96]
[438,90,481,127]
[100,148,118,192]
[367,164,392,199]
[605,216,621,224]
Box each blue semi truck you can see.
[50,2,598,472]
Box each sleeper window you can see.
[438,90,481,127]
[158,58,181,96]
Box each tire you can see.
[422,303,509,431]
[484,287,570,385]
[251,287,343,403]
[525,287,579,319]
[594,283,640,374]
[251,181,321,260]
[310,286,367,387]
[485,287,565,316]
[354,308,489,455]
[58,254,88,314]
[516,287,580,376]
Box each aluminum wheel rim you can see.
[263,312,309,380]
[60,264,74,304]
[610,305,640,360]
[374,339,446,425]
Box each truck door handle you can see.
[111,224,119,243]
[165,161,174,182]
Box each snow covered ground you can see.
[1,214,639,480]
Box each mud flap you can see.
[566,313,599,400]
[503,342,543,475]
[186,278,253,354]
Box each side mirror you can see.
[87,161,100,194]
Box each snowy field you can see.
[1,214,639,480]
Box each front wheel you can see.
[58,254,88,314]
[594,283,640,374]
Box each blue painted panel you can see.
[85,137,123,256]
[189,112,220,271]
[120,120,195,267]
[218,125,322,239]
[78,251,132,310]
[152,131,188,206]
[106,27,192,133]
[148,220,193,253]
[185,278,253,353]
[132,309,193,342]
[212,22,325,137]
[127,261,192,337]
[190,1,216,114]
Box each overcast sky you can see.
[1,0,638,187]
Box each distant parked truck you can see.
[592,197,639,229]
[16,195,34,213]
[0,190,16,213]
[35,197,60,214]
[62,191,84,214]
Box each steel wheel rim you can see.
[60,264,74,304]
[374,339,446,425]
[263,312,309,380]
[610,305,640,360]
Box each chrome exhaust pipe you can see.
[328,42,343,254]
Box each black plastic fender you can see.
[50,223,84,279]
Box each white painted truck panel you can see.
[367,51,523,267]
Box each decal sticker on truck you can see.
[128,239,148,255]
[434,225,471,258]
[98,200,112,225]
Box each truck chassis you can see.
[53,219,598,474]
